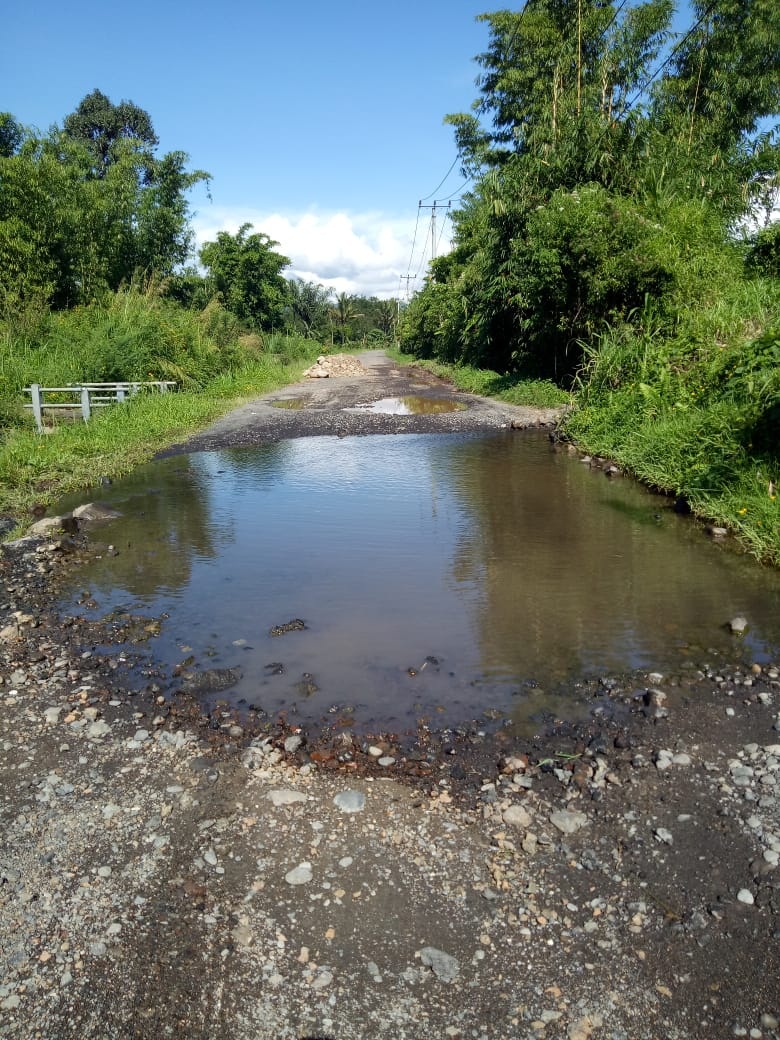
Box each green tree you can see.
[199,224,290,329]
[0,96,208,313]
[62,88,158,179]
[403,0,779,381]
[286,278,332,337]
[0,113,23,158]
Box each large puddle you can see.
[55,432,780,733]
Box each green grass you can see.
[562,276,780,565]
[0,344,319,526]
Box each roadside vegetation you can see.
[398,0,780,564]
[0,91,401,522]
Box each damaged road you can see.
[1,355,779,1039]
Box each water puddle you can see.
[345,396,467,415]
[271,398,308,410]
[54,432,780,734]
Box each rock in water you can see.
[180,667,242,694]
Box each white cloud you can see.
[190,207,452,300]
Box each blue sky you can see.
[4,1,698,298]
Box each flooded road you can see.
[55,431,780,733]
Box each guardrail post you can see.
[80,387,91,423]
[30,384,43,432]
[117,387,126,402]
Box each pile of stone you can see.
[303,354,367,378]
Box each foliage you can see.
[285,278,332,338]
[62,88,158,180]
[199,224,290,330]
[0,92,208,315]
[0,330,321,521]
[747,222,780,278]
[402,0,779,381]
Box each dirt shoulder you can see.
[1,364,779,1039]
[163,350,564,454]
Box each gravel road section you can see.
[1,357,779,1039]
[163,350,564,454]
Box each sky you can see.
[3,0,495,299]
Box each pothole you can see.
[271,398,308,410]
[345,396,468,415]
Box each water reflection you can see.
[55,433,780,731]
[345,396,468,415]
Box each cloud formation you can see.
[191,207,451,300]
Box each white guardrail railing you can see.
[24,381,177,432]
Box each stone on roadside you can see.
[549,809,588,835]
[729,616,749,635]
[503,804,532,829]
[737,888,754,905]
[285,862,313,886]
[87,720,111,739]
[267,788,307,807]
[334,789,365,813]
[420,946,460,983]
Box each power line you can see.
[404,204,422,280]
[419,156,460,202]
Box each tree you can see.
[62,88,158,179]
[199,224,290,329]
[332,292,361,343]
[0,95,208,313]
[0,113,23,158]
[286,278,332,337]
[402,0,780,380]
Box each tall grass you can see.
[0,290,321,521]
[563,273,780,564]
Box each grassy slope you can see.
[0,353,317,526]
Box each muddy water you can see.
[56,432,780,733]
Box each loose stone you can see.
[334,789,366,813]
[285,862,313,886]
[549,809,588,834]
[420,946,460,983]
[267,789,307,807]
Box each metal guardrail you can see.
[24,381,177,432]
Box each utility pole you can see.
[399,274,414,300]
[418,200,451,262]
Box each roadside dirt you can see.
[1,355,779,1040]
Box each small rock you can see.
[503,805,532,828]
[420,946,460,983]
[311,971,333,990]
[284,735,303,754]
[377,756,396,767]
[729,616,749,635]
[87,720,111,739]
[549,810,588,835]
[267,789,307,807]
[654,828,674,845]
[737,888,755,905]
[334,790,365,813]
[285,862,313,886]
